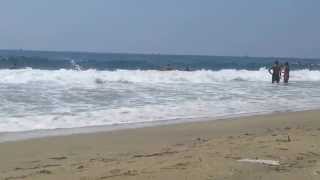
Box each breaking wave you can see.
[0,68,320,85]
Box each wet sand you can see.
[1,110,320,180]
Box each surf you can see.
[1,68,320,85]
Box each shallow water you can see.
[1,68,320,133]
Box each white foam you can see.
[1,68,320,133]
[0,68,320,86]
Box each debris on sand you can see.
[237,159,280,166]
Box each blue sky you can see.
[0,0,319,58]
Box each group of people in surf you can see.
[268,61,290,83]
[161,61,291,84]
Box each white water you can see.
[1,68,320,85]
[1,68,320,133]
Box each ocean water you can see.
[1,50,320,134]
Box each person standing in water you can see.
[268,61,282,83]
[282,62,290,83]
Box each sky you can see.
[0,0,319,58]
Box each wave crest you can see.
[0,68,320,85]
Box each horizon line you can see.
[0,48,319,60]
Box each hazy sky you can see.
[0,0,319,58]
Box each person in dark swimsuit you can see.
[282,62,290,83]
[268,61,281,83]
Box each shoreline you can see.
[1,108,318,143]
[1,110,320,179]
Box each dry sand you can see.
[1,110,320,180]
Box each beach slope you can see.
[1,111,320,180]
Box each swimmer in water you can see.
[268,61,281,83]
[160,64,174,71]
[282,62,290,83]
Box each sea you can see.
[1,49,320,141]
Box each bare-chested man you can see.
[268,61,281,83]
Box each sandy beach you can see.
[1,110,320,180]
